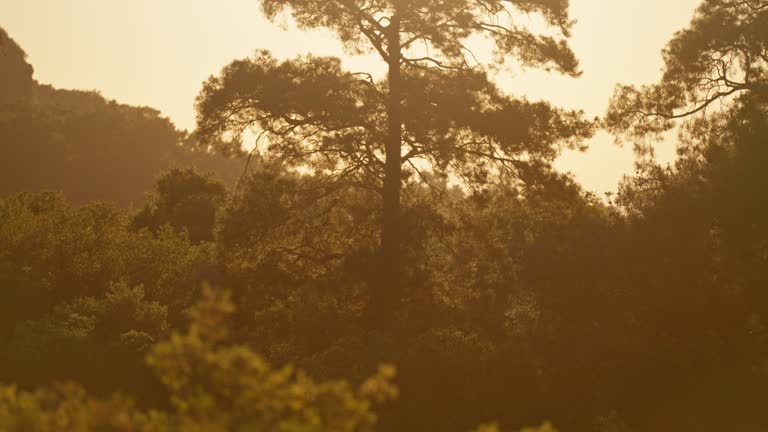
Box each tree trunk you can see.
[372,14,403,323]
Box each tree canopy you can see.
[258,0,580,73]
[196,52,593,190]
[607,0,768,139]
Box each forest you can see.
[1,0,767,430]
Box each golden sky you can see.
[1,0,702,194]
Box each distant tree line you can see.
[0,27,242,206]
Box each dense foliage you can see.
[2,2,768,430]
[0,288,398,432]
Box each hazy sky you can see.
[1,0,702,194]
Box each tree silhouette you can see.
[606,0,768,139]
[196,0,594,320]
[0,27,34,104]
[132,167,227,244]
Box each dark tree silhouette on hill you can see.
[0,27,244,207]
[195,0,594,320]
[0,27,34,103]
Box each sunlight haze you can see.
[1,0,702,193]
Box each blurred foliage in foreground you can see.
[0,288,397,432]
